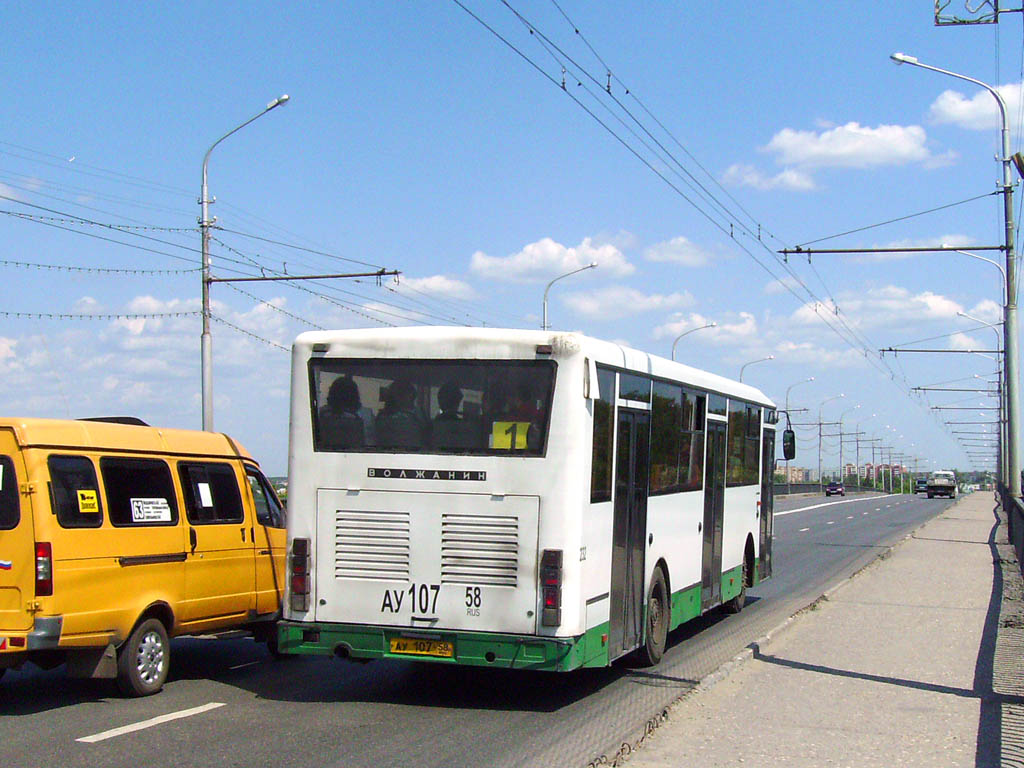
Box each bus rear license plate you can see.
[389,637,454,658]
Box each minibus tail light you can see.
[290,538,310,612]
[35,542,53,597]
[540,549,562,627]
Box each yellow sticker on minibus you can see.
[77,490,99,514]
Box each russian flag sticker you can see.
[0,561,12,571]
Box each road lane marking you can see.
[799,527,809,532]
[229,661,259,671]
[846,515,853,519]
[827,521,835,525]
[77,703,226,743]
[775,493,899,517]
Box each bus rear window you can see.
[309,359,556,456]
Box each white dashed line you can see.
[77,703,226,743]
[827,521,835,525]
[799,527,810,532]
[774,493,900,517]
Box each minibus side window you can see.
[178,462,244,525]
[0,456,19,530]
[245,468,286,529]
[100,457,179,527]
[48,455,103,528]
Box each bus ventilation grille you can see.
[440,513,518,587]
[333,509,410,581]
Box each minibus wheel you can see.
[117,618,169,697]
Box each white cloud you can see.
[763,122,932,169]
[0,182,22,201]
[722,164,816,191]
[653,312,716,340]
[929,82,1024,130]
[395,275,476,300]
[851,234,974,262]
[470,236,634,282]
[563,286,693,320]
[773,339,864,367]
[713,312,759,343]
[967,299,1002,324]
[949,332,981,350]
[764,276,801,295]
[0,337,16,363]
[644,236,719,266]
[791,285,963,329]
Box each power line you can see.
[0,258,199,276]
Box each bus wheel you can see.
[639,567,668,666]
[116,618,169,697]
[724,557,748,614]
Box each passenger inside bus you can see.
[318,376,365,449]
[376,377,427,449]
[432,381,480,450]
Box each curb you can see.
[594,494,970,766]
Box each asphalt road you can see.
[0,491,952,768]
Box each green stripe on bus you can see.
[277,621,601,672]
[720,563,744,603]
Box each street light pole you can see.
[892,53,1021,500]
[671,322,716,361]
[739,355,774,383]
[783,376,814,494]
[838,404,860,487]
[541,263,597,331]
[818,394,845,492]
[200,94,290,432]
[957,310,1006,485]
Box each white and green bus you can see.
[278,327,789,670]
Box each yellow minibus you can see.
[0,417,286,696]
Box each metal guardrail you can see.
[1001,484,1024,572]
[774,483,883,496]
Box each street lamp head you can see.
[890,52,917,65]
[268,94,290,110]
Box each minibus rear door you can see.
[0,428,35,633]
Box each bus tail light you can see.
[35,542,53,597]
[290,538,310,612]
[540,549,562,627]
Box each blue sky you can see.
[1,2,1019,475]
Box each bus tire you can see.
[724,556,748,614]
[639,567,668,666]
[116,618,169,697]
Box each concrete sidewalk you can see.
[626,492,1024,767]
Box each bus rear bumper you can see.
[277,621,593,671]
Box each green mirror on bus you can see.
[782,428,796,460]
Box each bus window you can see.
[309,359,556,456]
[650,382,681,495]
[590,367,615,502]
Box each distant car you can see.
[915,478,928,494]
[825,481,845,497]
